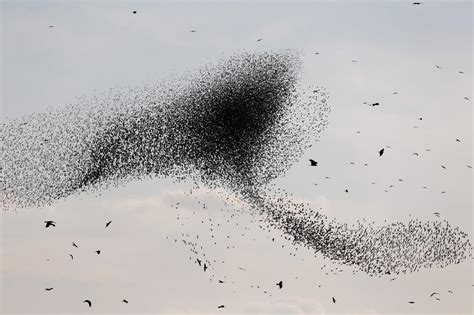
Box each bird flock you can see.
[1,4,472,311]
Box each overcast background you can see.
[1,0,472,314]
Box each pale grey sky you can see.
[1,0,472,314]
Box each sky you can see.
[1,0,473,314]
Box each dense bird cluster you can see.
[1,50,329,209]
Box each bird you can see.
[83,300,92,307]
[435,65,441,69]
[105,220,112,228]
[257,38,263,42]
[190,30,196,33]
[465,97,470,100]
[69,254,74,260]
[412,2,422,4]
[315,52,319,55]
[203,263,208,272]
[433,212,440,217]
[332,297,336,303]
[379,148,385,156]
[309,159,318,166]
[441,165,446,169]
[45,287,53,291]
[44,221,56,228]
[408,301,415,304]
[276,280,283,289]
[218,280,225,283]
[48,25,54,28]
[393,92,398,95]
[72,242,78,248]
[218,305,225,309]
[345,189,349,193]
[448,290,453,293]
[352,60,358,63]
[122,299,128,303]
[413,152,419,156]
[456,139,461,142]
[95,250,101,255]
[196,258,202,266]
[468,165,472,169]
[458,71,464,74]
[370,102,380,106]
[430,292,439,297]
[132,10,137,14]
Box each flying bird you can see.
[464,97,470,100]
[196,258,202,266]
[83,300,92,307]
[379,148,385,156]
[44,221,56,228]
[203,263,208,272]
[408,301,415,304]
[48,25,54,28]
[433,212,440,217]
[132,10,137,14]
[370,102,380,106]
[413,152,419,156]
[458,71,464,74]
[412,2,422,4]
[45,287,53,291]
[332,297,336,303]
[456,139,461,142]
[441,165,446,169]
[276,280,283,289]
[257,38,263,42]
[72,242,78,248]
[122,299,128,303]
[309,159,318,166]
[190,30,196,33]
[95,250,101,255]
[105,220,112,228]
[345,189,349,193]
[218,280,225,283]
[430,292,439,297]
[69,254,74,260]
[218,305,225,309]
[435,65,441,69]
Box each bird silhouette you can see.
[105,221,112,228]
[203,263,208,272]
[196,258,202,266]
[465,97,470,100]
[413,152,419,156]
[218,280,225,283]
[370,102,380,106]
[379,148,385,156]
[132,10,137,14]
[433,212,440,217]
[412,2,422,4]
[441,165,446,169]
[456,139,461,142]
[72,242,78,248]
[122,299,128,303]
[45,287,53,291]
[430,292,439,297]
[257,38,263,42]
[332,297,336,303]
[48,25,54,28]
[276,280,283,289]
[95,250,101,255]
[309,159,318,166]
[345,189,349,193]
[435,65,441,69]
[218,305,225,309]
[190,30,196,33]
[69,254,74,260]
[44,221,56,228]
[83,300,92,307]
[408,301,415,304]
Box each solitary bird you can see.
[465,97,470,100]
[203,263,208,272]
[433,212,440,217]
[441,165,446,169]
[218,305,225,309]
[105,220,112,228]
[430,292,439,297]
[196,258,202,266]
[276,281,283,289]
[345,189,349,193]
[72,242,78,248]
[435,65,441,69]
[48,25,54,28]
[69,254,74,260]
[456,139,461,142]
[132,10,137,14]
[332,297,336,303]
[190,30,196,33]
[412,2,422,4]
[413,152,419,156]
[309,159,318,166]
[379,148,385,156]
[83,300,92,307]
[122,299,128,303]
[370,102,380,106]
[95,250,101,255]
[458,71,464,74]
[218,280,225,283]
[408,301,415,304]
[257,38,263,42]
[45,287,53,291]
[44,221,56,228]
